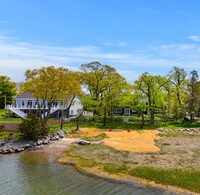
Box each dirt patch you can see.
[71,128,160,153]
[103,130,160,152]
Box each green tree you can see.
[186,70,200,121]
[23,66,81,128]
[0,76,16,109]
[18,114,45,140]
[133,72,167,124]
[168,67,187,121]
[81,61,127,125]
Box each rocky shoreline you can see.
[0,130,65,154]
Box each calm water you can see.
[0,151,182,195]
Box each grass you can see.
[128,167,200,193]
[1,108,200,129]
[103,164,128,174]
[81,133,108,141]
[50,119,200,132]
[0,109,22,122]
[0,131,21,139]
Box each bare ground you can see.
[68,128,200,170]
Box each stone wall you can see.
[0,119,60,132]
[0,122,20,131]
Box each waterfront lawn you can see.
[51,119,200,132]
[0,109,22,122]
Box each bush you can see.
[18,114,48,140]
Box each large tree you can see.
[0,76,16,109]
[23,66,81,129]
[81,61,126,125]
[167,67,187,120]
[133,72,167,124]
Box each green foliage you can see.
[23,66,81,128]
[133,72,168,124]
[81,61,127,125]
[0,76,16,109]
[18,114,48,140]
[168,67,187,120]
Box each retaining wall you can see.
[0,122,20,131]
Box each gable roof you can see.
[16,92,35,99]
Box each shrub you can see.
[18,114,48,140]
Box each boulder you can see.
[77,140,91,145]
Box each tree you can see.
[186,70,200,121]
[80,62,127,125]
[0,76,16,109]
[18,114,44,140]
[168,67,187,121]
[23,66,81,129]
[133,72,167,124]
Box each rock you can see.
[1,148,8,154]
[0,141,6,146]
[77,140,91,145]
[37,140,43,145]
[23,144,30,149]
[43,139,49,144]
[57,130,64,138]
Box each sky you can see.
[1,0,200,83]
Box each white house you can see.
[5,92,93,118]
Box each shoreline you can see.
[57,150,198,195]
[19,136,198,195]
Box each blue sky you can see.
[1,0,200,82]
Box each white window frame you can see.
[114,108,122,113]
[124,108,130,115]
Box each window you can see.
[71,110,74,114]
[114,108,122,113]
[22,100,24,107]
[124,108,130,115]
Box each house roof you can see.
[16,92,35,99]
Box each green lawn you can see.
[50,119,200,132]
[1,108,200,131]
[0,131,20,139]
[0,109,22,122]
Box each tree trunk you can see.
[150,110,154,124]
[140,112,145,128]
[66,95,75,118]
[75,110,84,131]
[60,117,64,129]
[103,106,107,126]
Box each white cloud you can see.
[188,35,200,42]
[0,35,200,83]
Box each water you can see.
[0,152,181,195]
